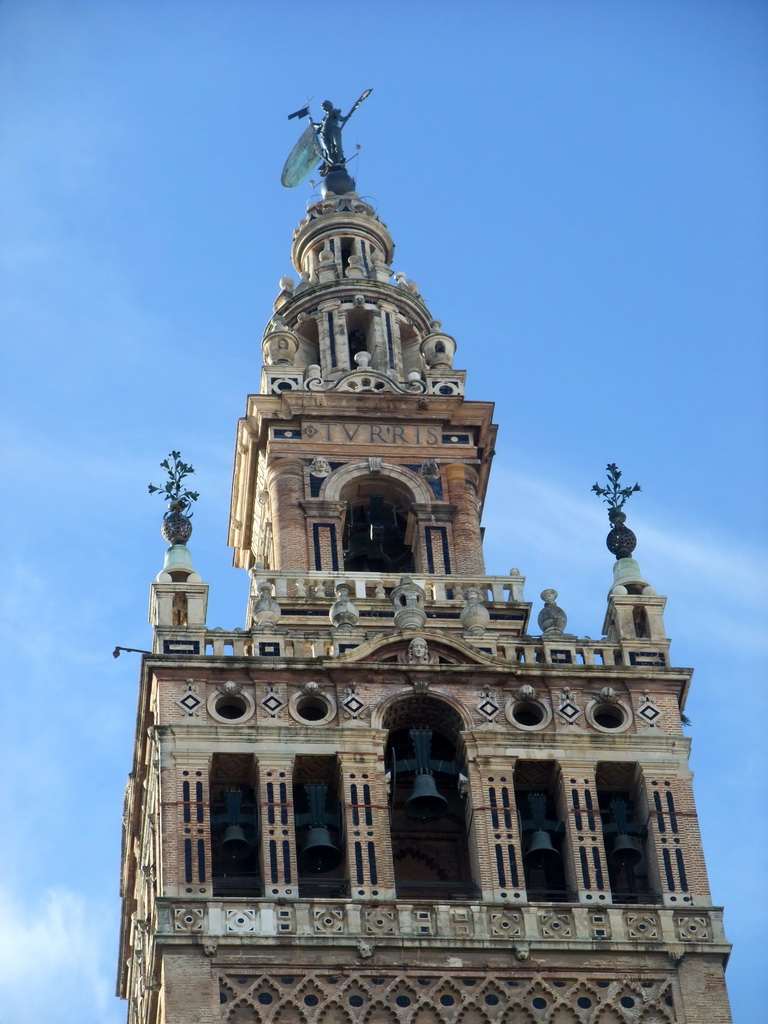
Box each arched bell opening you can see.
[514,761,567,902]
[399,322,422,377]
[596,762,651,903]
[340,475,416,574]
[210,754,261,897]
[293,755,348,899]
[293,316,320,368]
[383,696,476,900]
[346,307,376,368]
[339,236,355,274]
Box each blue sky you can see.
[1,2,766,1022]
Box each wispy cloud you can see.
[0,886,121,1024]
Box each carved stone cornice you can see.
[411,502,456,523]
[299,499,347,519]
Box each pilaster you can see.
[445,464,485,574]
[266,458,308,570]
[640,763,711,907]
[338,747,396,900]
[556,762,613,905]
[300,499,346,571]
[162,752,213,900]
[468,755,526,903]
[257,757,299,899]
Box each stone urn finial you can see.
[419,329,457,369]
[262,326,300,366]
[460,586,490,635]
[538,589,567,635]
[391,576,427,630]
[253,582,281,626]
[329,582,360,628]
[148,451,199,547]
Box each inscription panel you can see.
[297,422,473,447]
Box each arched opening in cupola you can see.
[293,315,320,367]
[383,696,476,900]
[400,321,421,377]
[344,306,377,367]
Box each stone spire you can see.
[147,451,208,640]
[593,464,667,644]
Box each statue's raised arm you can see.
[282,89,373,197]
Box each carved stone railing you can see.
[160,897,727,951]
[249,569,527,605]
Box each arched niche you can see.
[322,462,432,504]
[322,463,432,574]
[381,694,476,900]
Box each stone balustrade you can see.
[249,569,527,605]
[188,627,666,670]
[161,898,726,952]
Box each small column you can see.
[468,755,526,903]
[267,458,309,570]
[338,747,396,900]
[556,763,613,906]
[257,757,299,899]
[445,464,485,574]
[376,300,401,376]
[639,765,711,907]
[317,299,350,373]
[162,753,213,899]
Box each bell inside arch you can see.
[523,830,561,870]
[299,825,343,874]
[404,772,449,823]
[221,824,251,859]
[609,833,644,867]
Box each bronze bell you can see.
[609,833,644,867]
[404,773,449,822]
[299,825,342,874]
[524,830,561,870]
[221,824,251,858]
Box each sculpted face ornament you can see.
[407,637,430,664]
[308,456,331,477]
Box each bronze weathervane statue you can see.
[281,89,372,197]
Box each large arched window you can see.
[341,475,415,573]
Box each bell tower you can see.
[118,112,732,1024]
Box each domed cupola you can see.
[261,195,464,399]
